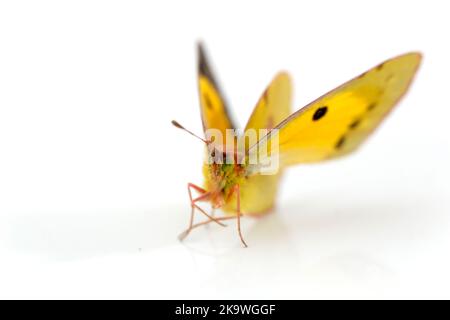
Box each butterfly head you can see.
[172,120,247,206]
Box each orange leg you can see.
[182,215,241,230]
[205,207,215,229]
[180,185,248,247]
[179,183,227,241]
[233,184,248,248]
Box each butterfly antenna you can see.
[171,120,210,144]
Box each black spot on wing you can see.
[203,93,213,110]
[335,136,346,149]
[367,103,376,111]
[349,119,361,130]
[376,63,384,71]
[313,106,328,121]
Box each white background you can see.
[0,0,449,299]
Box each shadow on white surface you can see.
[4,190,439,273]
[1,189,447,298]
[185,195,437,298]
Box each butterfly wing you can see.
[244,72,292,138]
[223,73,292,215]
[198,43,235,137]
[252,52,421,166]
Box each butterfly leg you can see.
[188,183,226,226]
[205,207,215,229]
[185,216,240,227]
[179,183,227,241]
[233,184,248,248]
[180,185,248,247]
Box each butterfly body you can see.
[202,150,282,215]
[174,43,421,247]
[202,157,246,210]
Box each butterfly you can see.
[173,43,421,247]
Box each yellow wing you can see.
[198,43,235,136]
[253,52,422,167]
[222,73,292,215]
[244,72,292,139]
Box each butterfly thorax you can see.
[202,152,248,209]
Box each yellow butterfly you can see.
[173,43,421,247]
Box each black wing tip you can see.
[197,41,211,78]
[197,40,205,55]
